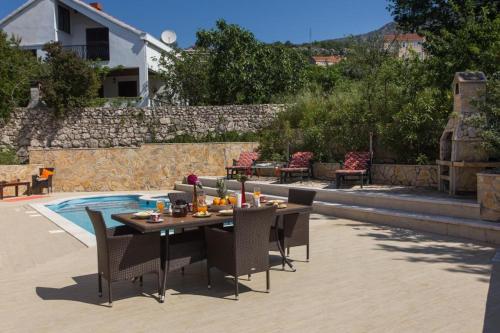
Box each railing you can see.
[62,44,110,61]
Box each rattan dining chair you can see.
[167,191,192,205]
[86,207,162,306]
[270,188,316,267]
[204,206,277,300]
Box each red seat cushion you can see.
[289,152,314,168]
[335,169,366,174]
[234,151,260,167]
[280,167,309,172]
[342,152,370,171]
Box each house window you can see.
[118,81,138,97]
[58,5,71,34]
[86,28,110,61]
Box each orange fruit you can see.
[213,197,221,205]
[219,198,227,205]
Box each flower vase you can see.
[192,184,198,212]
[241,182,246,205]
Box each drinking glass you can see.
[197,194,208,213]
[253,187,261,197]
[156,199,165,214]
[228,193,237,206]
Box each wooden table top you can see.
[112,203,311,233]
[0,181,30,187]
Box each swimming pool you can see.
[45,195,169,235]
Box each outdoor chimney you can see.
[437,71,488,195]
[90,2,103,11]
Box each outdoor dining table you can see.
[111,202,312,302]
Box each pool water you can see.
[46,195,168,235]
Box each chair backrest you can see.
[236,151,260,167]
[168,192,192,205]
[289,152,314,168]
[85,207,109,272]
[343,152,370,170]
[288,188,316,206]
[233,206,276,274]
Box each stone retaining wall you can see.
[313,162,438,187]
[29,143,258,192]
[0,104,283,162]
[0,164,44,197]
[477,173,500,222]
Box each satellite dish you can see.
[161,30,177,45]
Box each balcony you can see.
[62,44,110,61]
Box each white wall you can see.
[0,0,56,47]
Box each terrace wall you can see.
[313,162,438,187]
[0,104,283,162]
[28,143,258,192]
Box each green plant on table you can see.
[215,178,228,198]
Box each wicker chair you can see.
[167,191,192,205]
[270,188,316,266]
[204,206,277,300]
[86,207,162,306]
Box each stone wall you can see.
[0,164,44,197]
[477,173,500,222]
[371,164,438,187]
[0,104,283,162]
[312,162,438,187]
[29,143,258,192]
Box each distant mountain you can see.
[290,22,399,55]
[334,22,399,42]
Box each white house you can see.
[383,33,425,59]
[0,0,173,106]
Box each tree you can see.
[158,19,308,105]
[0,31,40,119]
[473,72,500,160]
[40,42,101,115]
[389,0,500,88]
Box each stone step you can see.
[175,181,499,245]
[196,177,480,220]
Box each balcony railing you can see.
[62,44,110,61]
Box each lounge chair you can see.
[270,188,316,267]
[226,151,259,179]
[204,206,276,300]
[32,168,54,194]
[334,152,371,188]
[278,152,314,183]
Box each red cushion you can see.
[281,167,309,172]
[343,152,370,170]
[335,169,366,174]
[235,151,259,167]
[289,152,314,168]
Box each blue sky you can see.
[0,0,393,47]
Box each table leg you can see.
[274,216,296,272]
[159,233,169,303]
[15,185,19,197]
[0,186,3,200]
[27,184,31,196]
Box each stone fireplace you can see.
[437,72,498,195]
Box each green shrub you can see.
[0,147,19,165]
[0,32,40,119]
[40,42,101,115]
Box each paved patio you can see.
[0,193,498,332]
